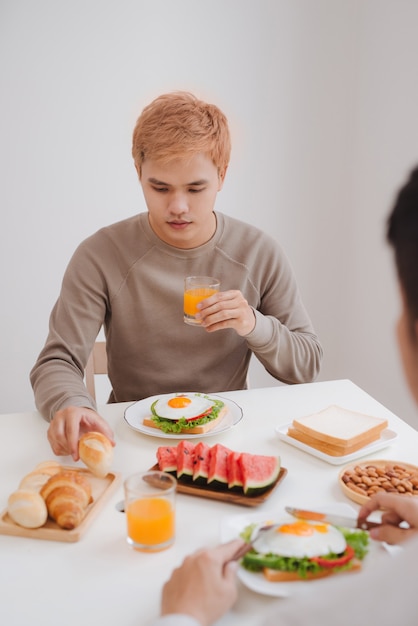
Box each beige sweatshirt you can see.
[30,211,323,420]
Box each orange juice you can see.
[184,287,218,317]
[126,497,175,550]
[184,277,220,325]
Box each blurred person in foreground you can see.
[30,91,322,458]
[151,166,418,626]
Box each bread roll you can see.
[7,490,48,528]
[34,460,63,472]
[19,461,63,491]
[78,431,114,477]
[40,470,93,530]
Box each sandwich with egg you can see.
[240,519,369,581]
[142,393,228,434]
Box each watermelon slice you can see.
[156,445,177,475]
[207,443,231,490]
[176,440,196,482]
[192,441,211,485]
[227,451,244,491]
[157,442,282,498]
[238,452,281,496]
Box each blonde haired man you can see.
[31,91,322,458]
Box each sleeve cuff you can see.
[244,308,276,347]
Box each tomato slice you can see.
[185,408,213,422]
[310,544,355,568]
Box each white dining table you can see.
[1,379,417,626]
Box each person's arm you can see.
[152,617,200,626]
[30,237,109,422]
[198,232,323,385]
[153,533,418,626]
[157,540,242,626]
[243,244,323,385]
[197,292,322,386]
[30,235,116,457]
[244,308,323,385]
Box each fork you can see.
[229,523,276,561]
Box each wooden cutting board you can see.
[150,464,288,507]
[0,467,121,542]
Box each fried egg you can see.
[153,394,216,420]
[252,520,346,558]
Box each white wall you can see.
[1,0,418,425]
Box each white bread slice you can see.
[143,406,228,435]
[289,405,388,450]
[286,426,383,456]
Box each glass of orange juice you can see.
[124,471,176,551]
[184,276,220,325]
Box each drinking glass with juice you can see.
[124,471,176,551]
[184,276,220,325]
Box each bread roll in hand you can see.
[78,431,114,477]
[7,490,48,528]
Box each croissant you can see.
[40,470,93,530]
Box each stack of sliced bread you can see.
[287,405,388,457]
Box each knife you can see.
[285,506,381,530]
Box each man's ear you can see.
[400,284,418,342]
[218,165,228,190]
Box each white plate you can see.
[275,424,398,465]
[220,503,379,597]
[124,393,243,439]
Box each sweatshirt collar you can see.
[138,211,224,258]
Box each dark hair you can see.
[387,166,418,321]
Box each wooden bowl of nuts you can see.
[339,460,418,505]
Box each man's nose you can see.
[168,192,189,214]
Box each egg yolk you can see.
[278,521,329,536]
[168,396,192,409]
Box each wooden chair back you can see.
[85,341,108,401]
